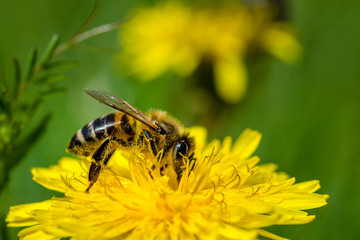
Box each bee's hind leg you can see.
[85,137,116,193]
[85,163,101,193]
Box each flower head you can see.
[118,2,301,103]
[7,127,328,239]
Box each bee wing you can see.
[83,88,159,130]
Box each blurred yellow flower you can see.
[7,128,327,240]
[119,2,301,103]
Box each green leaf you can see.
[2,60,10,93]
[12,57,21,98]
[0,97,5,112]
[34,73,67,85]
[41,34,60,64]
[0,80,5,101]
[43,60,79,71]
[25,47,38,81]
[1,60,12,116]
[40,87,67,99]
[13,113,52,165]
[75,0,100,35]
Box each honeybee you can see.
[67,89,195,192]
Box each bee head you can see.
[171,134,196,180]
[172,139,189,160]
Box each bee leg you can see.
[143,130,158,156]
[176,152,196,181]
[189,152,196,172]
[85,163,101,193]
[85,137,115,193]
[143,130,161,179]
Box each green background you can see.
[1,0,359,239]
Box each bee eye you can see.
[173,140,189,159]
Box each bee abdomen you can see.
[67,113,118,155]
[67,113,136,156]
[92,113,117,139]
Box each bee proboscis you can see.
[67,89,195,192]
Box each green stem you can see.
[53,21,125,57]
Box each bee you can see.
[67,89,195,193]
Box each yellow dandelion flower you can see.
[119,2,301,103]
[7,127,328,240]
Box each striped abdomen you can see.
[67,113,135,157]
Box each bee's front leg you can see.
[85,137,116,193]
[143,130,158,156]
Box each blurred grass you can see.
[1,0,360,239]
